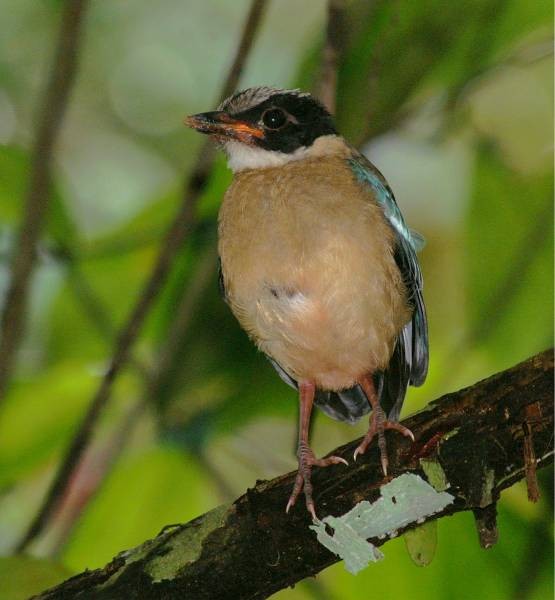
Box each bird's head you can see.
[185,86,338,172]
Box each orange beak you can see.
[185,111,264,144]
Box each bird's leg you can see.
[286,381,348,520]
[353,375,414,475]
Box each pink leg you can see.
[286,381,348,520]
[353,375,414,475]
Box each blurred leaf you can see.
[79,153,229,262]
[335,0,505,143]
[0,145,78,247]
[62,445,218,571]
[80,192,177,261]
[326,0,551,148]
[404,521,438,567]
[196,156,232,220]
[493,0,553,56]
[0,362,95,488]
[0,146,28,224]
[45,244,157,363]
[466,143,553,365]
[0,555,71,600]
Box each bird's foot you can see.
[286,442,347,520]
[353,405,414,475]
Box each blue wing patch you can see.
[348,158,424,253]
[348,154,429,420]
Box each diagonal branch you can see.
[33,350,554,600]
[0,0,89,402]
[15,0,269,553]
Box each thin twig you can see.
[317,0,347,114]
[145,241,219,408]
[0,0,89,402]
[47,398,148,557]
[49,243,118,343]
[15,0,268,553]
[44,241,221,551]
[61,248,151,379]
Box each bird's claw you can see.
[286,449,348,518]
[313,455,348,468]
[353,413,415,475]
[381,455,389,477]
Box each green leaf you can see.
[493,0,553,57]
[465,144,553,365]
[0,145,78,247]
[62,445,219,572]
[0,555,71,600]
[45,243,159,362]
[0,362,95,488]
[404,520,438,567]
[335,0,505,144]
[0,146,28,224]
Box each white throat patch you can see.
[223,141,309,172]
[223,135,347,173]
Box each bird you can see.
[186,86,428,519]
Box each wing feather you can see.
[348,153,429,419]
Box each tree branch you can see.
[0,0,89,402]
[33,350,554,600]
[15,0,269,553]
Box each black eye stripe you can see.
[228,93,336,153]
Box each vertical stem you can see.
[0,0,89,402]
[317,0,347,114]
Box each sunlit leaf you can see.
[0,362,96,488]
[0,145,78,246]
[466,143,553,365]
[45,244,157,362]
[335,0,506,144]
[404,520,438,567]
[0,555,71,600]
[62,445,219,572]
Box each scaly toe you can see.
[384,421,415,442]
[306,501,318,521]
[313,455,348,468]
[353,436,373,461]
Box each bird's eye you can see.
[262,108,287,130]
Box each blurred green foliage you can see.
[0,0,552,598]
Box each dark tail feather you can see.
[266,355,371,424]
[314,386,371,424]
[377,332,411,422]
[410,287,429,386]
